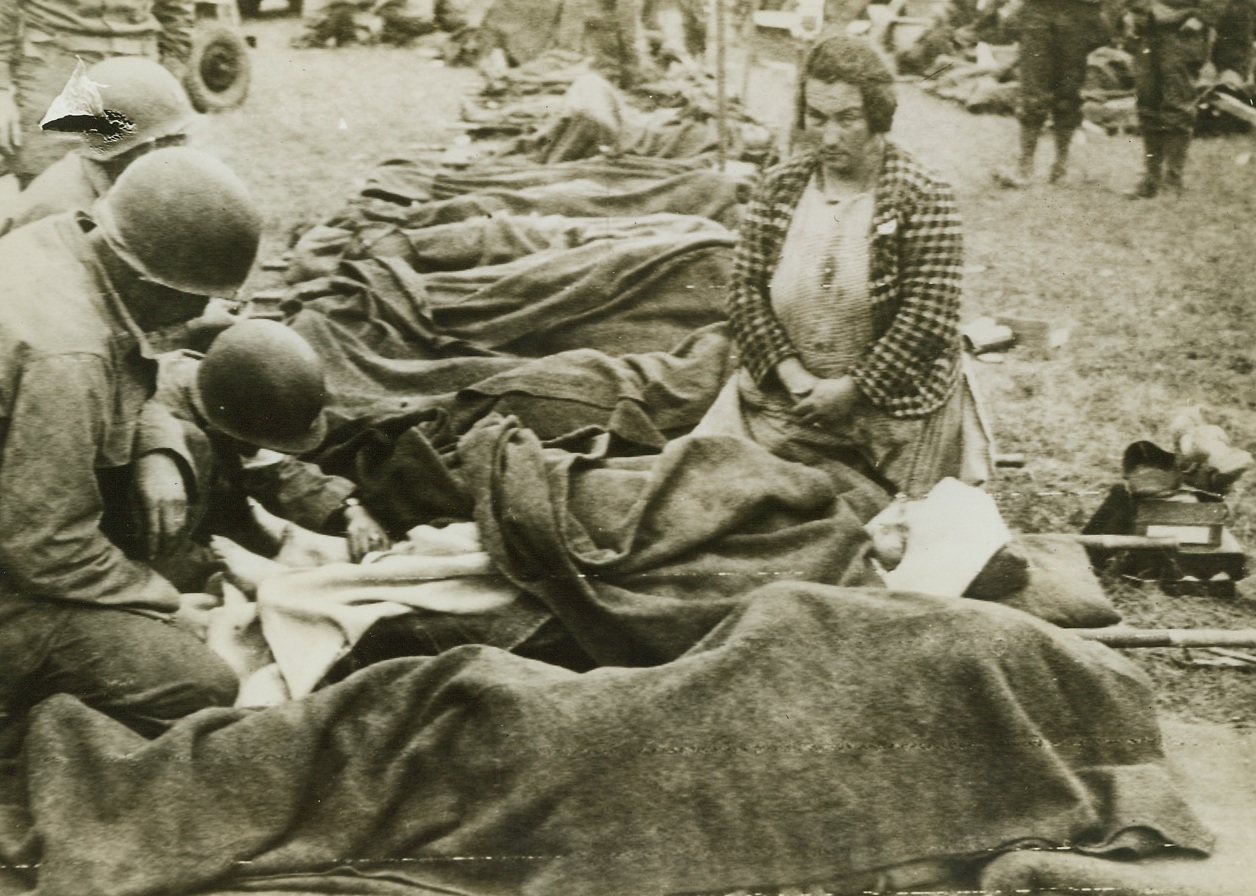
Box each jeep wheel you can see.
[184,28,252,113]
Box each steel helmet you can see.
[94,146,261,296]
[192,320,329,455]
[82,57,198,160]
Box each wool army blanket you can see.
[11,582,1209,896]
[287,232,734,430]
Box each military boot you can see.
[1048,127,1075,183]
[1127,131,1164,199]
[993,122,1042,189]
[1161,131,1191,195]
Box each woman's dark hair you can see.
[795,33,897,135]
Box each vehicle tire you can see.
[237,0,262,16]
[184,28,252,113]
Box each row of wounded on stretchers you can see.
[0,89,1229,896]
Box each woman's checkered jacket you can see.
[727,140,964,419]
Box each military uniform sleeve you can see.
[135,352,207,499]
[135,396,207,501]
[153,0,196,66]
[237,456,357,533]
[0,354,180,611]
[849,178,963,409]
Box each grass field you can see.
[214,12,1256,726]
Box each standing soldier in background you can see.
[1125,0,1225,197]
[0,0,194,186]
[994,0,1114,188]
[641,0,709,62]
[582,0,650,86]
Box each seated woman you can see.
[708,32,990,498]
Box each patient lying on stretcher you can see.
[200,472,1112,703]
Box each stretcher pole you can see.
[1075,628,1256,649]
[1058,534,1180,551]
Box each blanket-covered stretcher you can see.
[6,583,1212,896]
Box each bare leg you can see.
[248,500,351,568]
[210,535,290,597]
[247,498,295,553]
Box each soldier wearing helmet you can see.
[0,0,194,185]
[136,321,391,567]
[0,147,261,756]
[0,57,199,237]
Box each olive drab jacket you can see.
[0,212,182,612]
[0,151,110,236]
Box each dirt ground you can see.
[213,9,1256,731]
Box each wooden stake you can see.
[741,0,760,103]
[715,0,728,171]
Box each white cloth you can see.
[244,522,518,704]
[881,478,1011,598]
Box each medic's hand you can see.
[1181,16,1204,33]
[344,505,390,562]
[172,591,221,640]
[187,298,244,340]
[0,91,21,156]
[133,451,190,559]
[793,376,862,428]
